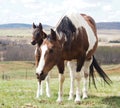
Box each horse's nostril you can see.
[31,40,36,45]
[36,73,39,79]
[36,73,39,76]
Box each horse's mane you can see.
[56,16,77,50]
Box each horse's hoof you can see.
[74,100,81,104]
[82,95,88,99]
[56,98,63,104]
[46,94,51,98]
[68,96,74,100]
[74,98,81,104]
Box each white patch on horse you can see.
[34,47,37,56]
[36,44,48,75]
[66,13,97,54]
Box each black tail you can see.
[89,56,112,88]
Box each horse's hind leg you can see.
[82,58,92,99]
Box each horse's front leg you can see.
[56,61,65,103]
[67,61,75,100]
[74,72,81,104]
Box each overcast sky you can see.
[0,0,120,26]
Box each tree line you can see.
[0,40,120,64]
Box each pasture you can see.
[0,61,120,108]
[0,28,120,107]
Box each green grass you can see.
[0,61,120,108]
[0,77,120,108]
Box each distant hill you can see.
[0,22,120,30]
[96,22,120,30]
[0,23,51,29]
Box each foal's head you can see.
[31,23,47,45]
[36,29,63,81]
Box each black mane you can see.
[56,16,76,50]
[56,16,76,40]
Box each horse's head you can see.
[36,29,63,81]
[31,23,47,45]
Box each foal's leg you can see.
[82,59,92,99]
[67,61,75,100]
[46,74,51,97]
[56,73,65,103]
[36,75,51,98]
[36,81,41,98]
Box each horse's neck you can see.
[37,43,41,47]
[37,39,43,46]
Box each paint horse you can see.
[31,23,51,98]
[36,13,111,103]
[31,16,95,101]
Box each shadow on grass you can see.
[102,96,120,108]
[34,94,120,108]
[64,94,120,107]
[83,95,120,108]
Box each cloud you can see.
[102,5,112,12]
[62,0,98,9]
[0,0,120,25]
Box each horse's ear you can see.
[50,29,56,41]
[33,23,36,28]
[39,23,43,30]
[43,32,47,39]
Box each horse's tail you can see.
[89,56,112,88]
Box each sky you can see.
[0,0,120,26]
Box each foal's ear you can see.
[33,23,36,29]
[39,23,43,30]
[50,29,57,41]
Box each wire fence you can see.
[0,69,36,80]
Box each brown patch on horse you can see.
[81,14,98,60]
[76,27,89,72]
[86,41,98,60]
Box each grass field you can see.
[0,61,120,108]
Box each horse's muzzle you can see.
[31,40,36,45]
[36,72,47,81]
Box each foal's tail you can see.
[89,56,112,88]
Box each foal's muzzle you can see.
[31,40,36,45]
